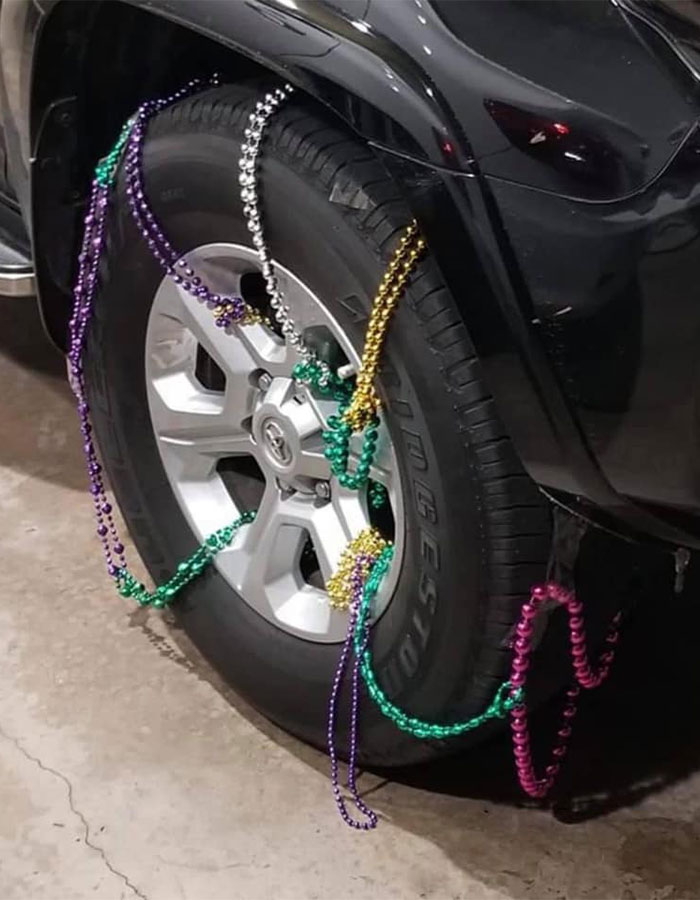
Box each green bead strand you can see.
[322,415,380,490]
[368,480,388,509]
[353,546,522,738]
[292,361,352,403]
[115,510,255,608]
[95,119,134,187]
[294,359,380,492]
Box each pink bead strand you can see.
[509,581,622,798]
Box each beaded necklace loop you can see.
[508,582,622,797]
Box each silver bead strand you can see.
[239,85,331,384]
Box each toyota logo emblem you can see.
[262,419,293,466]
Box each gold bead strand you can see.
[342,223,426,431]
[326,527,390,610]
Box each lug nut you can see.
[257,371,273,392]
[315,480,331,501]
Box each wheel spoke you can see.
[308,493,365,582]
[229,482,363,580]
[155,280,261,412]
[222,484,305,591]
[217,484,310,628]
[149,370,257,480]
[275,267,327,334]
[155,280,238,371]
[296,442,331,481]
[157,432,257,481]
[233,321,296,378]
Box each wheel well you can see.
[31,1,275,349]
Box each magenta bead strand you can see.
[509,581,622,798]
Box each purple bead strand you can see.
[68,181,126,579]
[68,79,226,587]
[345,555,379,825]
[327,553,379,830]
[121,82,246,328]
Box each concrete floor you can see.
[1,296,700,900]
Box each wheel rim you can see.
[144,242,404,643]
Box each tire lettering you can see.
[398,633,419,679]
[420,529,440,570]
[379,659,402,699]
[412,608,432,650]
[160,187,185,202]
[389,398,413,418]
[414,573,438,650]
[418,571,437,611]
[401,428,427,471]
[414,480,437,523]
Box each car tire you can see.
[85,82,551,767]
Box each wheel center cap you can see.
[252,376,324,482]
[261,417,293,466]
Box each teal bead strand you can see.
[292,360,352,404]
[368,480,388,509]
[95,119,134,187]
[360,661,520,739]
[115,510,255,608]
[292,358,382,492]
[352,546,522,739]
[323,415,380,491]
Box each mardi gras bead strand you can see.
[331,546,623,822]
[341,223,425,432]
[70,97,183,584]
[236,84,425,498]
[122,81,266,329]
[326,527,389,610]
[327,551,379,830]
[329,545,522,827]
[297,227,425,492]
[68,78,261,603]
[368,480,389,509]
[238,84,333,377]
[508,582,622,798]
[116,512,256,607]
[353,548,521,738]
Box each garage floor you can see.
[2,296,700,900]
